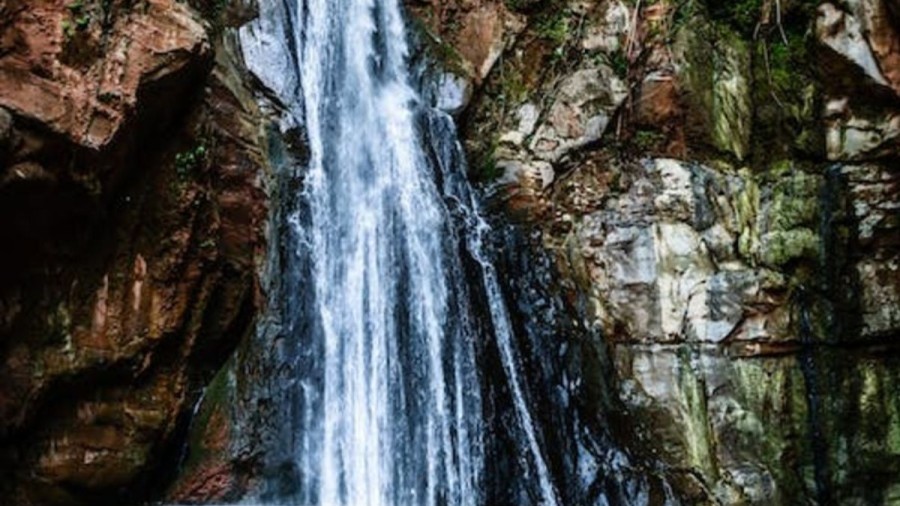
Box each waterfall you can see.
[237,0,559,504]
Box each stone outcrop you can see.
[165,361,255,504]
[406,0,526,83]
[0,1,270,504]
[412,0,900,503]
[2,0,897,504]
[0,0,209,149]
[819,1,900,161]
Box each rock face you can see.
[0,0,209,149]
[3,0,897,504]
[406,0,526,83]
[412,0,900,503]
[0,1,269,504]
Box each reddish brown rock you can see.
[635,74,679,127]
[406,0,524,82]
[454,5,507,80]
[165,365,257,504]
[0,0,210,149]
[0,2,269,505]
[168,400,238,503]
[858,0,900,96]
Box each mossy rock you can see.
[766,166,820,231]
[759,228,819,266]
[675,18,752,161]
[180,360,236,474]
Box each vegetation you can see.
[633,129,665,152]
[62,0,92,39]
[472,137,504,182]
[498,64,529,106]
[750,0,823,162]
[708,0,763,36]
[535,9,571,46]
[607,49,629,79]
[176,143,209,181]
[504,0,532,12]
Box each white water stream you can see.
[234,1,560,504]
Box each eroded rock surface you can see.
[412,0,900,503]
[3,0,897,504]
[0,1,269,504]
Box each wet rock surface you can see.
[411,0,900,503]
[0,2,269,505]
[1,0,897,504]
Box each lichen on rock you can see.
[408,0,900,502]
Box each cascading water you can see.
[236,0,560,504]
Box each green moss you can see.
[182,362,234,472]
[676,19,751,160]
[708,0,763,36]
[504,0,533,12]
[734,166,823,268]
[734,169,761,262]
[728,358,810,500]
[750,2,823,162]
[61,19,74,40]
[885,386,900,456]
[472,137,504,182]
[757,168,822,267]
[604,49,629,79]
[768,170,819,231]
[535,9,571,47]
[760,229,818,266]
[633,128,665,153]
[63,0,92,36]
[672,0,702,33]
[499,65,529,105]
[769,159,793,176]
[678,349,716,479]
[674,0,822,163]
[38,304,72,348]
[175,143,208,181]
[407,15,471,78]
[711,27,752,160]
[766,36,808,97]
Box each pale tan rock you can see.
[530,66,627,162]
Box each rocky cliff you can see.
[409,0,900,503]
[0,0,269,504]
[2,0,898,505]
